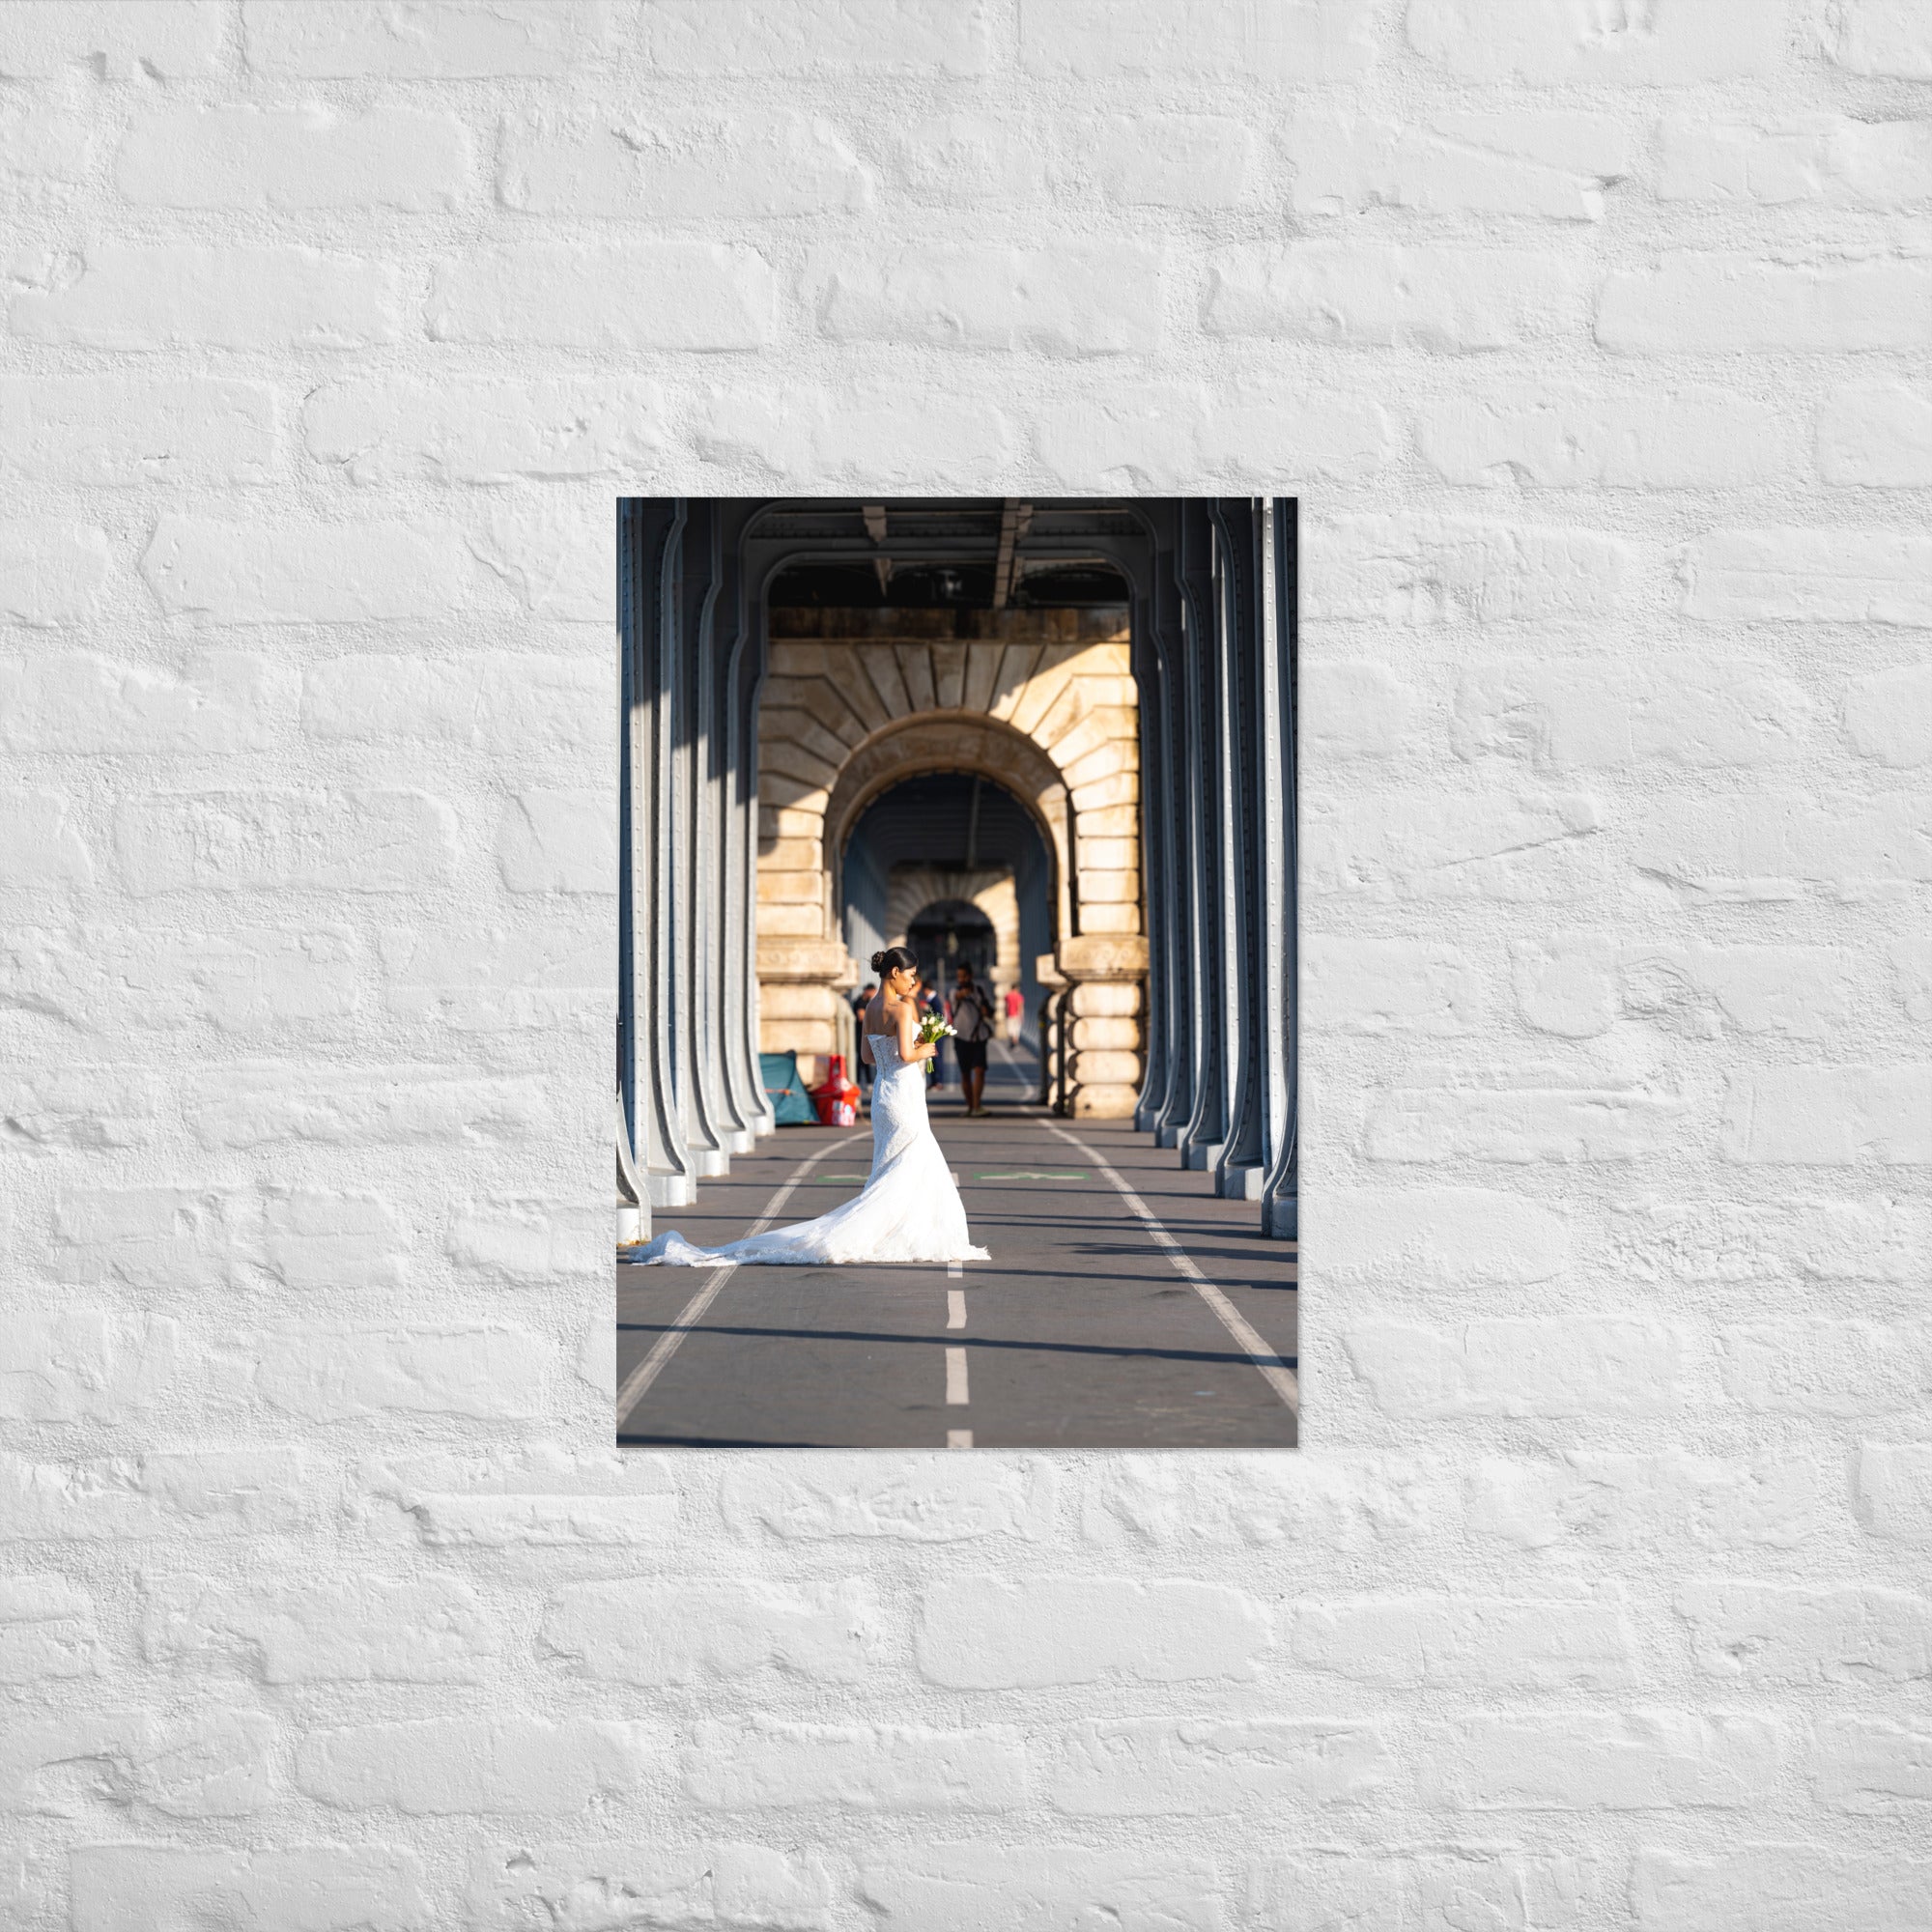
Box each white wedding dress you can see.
[630,1033,989,1266]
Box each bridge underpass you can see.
[617,497,1297,1447]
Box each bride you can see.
[628,945,990,1266]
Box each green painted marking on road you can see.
[803,1174,869,1182]
[975,1169,1087,1181]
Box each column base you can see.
[1154,1123,1180,1150]
[646,1173,694,1208]
[1182,1139,1226,1171]
[1264,1195,1297,1240]
[1215,1163,1266,1201]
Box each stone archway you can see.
[754,607,1148,1116]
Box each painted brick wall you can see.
[3,1,1928,1924]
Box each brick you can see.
[1632,794,1932,901]
[1682,526,1932,625]
[1420,1713,1780,1810]
[0,650,283,754]
[53,1187,262,1291]
[1289,107,1632,220]
[445,1201,600,1285]
[1720,1065,1932,1163]
[2,924,362,1036]
[115,789,457,895]
[1846,662,1932,766]
[0,377,277,486]
[1860,1442,1932,1543]
[379,923,609,1031]
[468,499,613,622]
[1825,0,1932,78]
[697,383,1021,489]
[1468,1450,1833,1553]
[1305,786,1606,900]
[811,245,1161,356]
[142,1575,497,1683]
[544,1577,881,1684]
[304,377,663,485]
[641,0,993,73]
[683,1719,1024,1811]
[1084,112,1258,207]
[497,789,616,894]
[0,1311,177,1422]
[70,1845,428,1932]
[298,1716,652,1814]
[0,789,92,885]
[1894,938,1932,1020]
[1205,243,1584,351]
[1346,1318,1693,1418]
[0,1065,160,1150]
[0,520,112,626]
[0,1708,276,1817]
[501,108,871,218]
[1514,940,1854,1039]
[0,1449,311,1542]
[1609,1194,1931,1284]
[361,1446,680,1548]
[1675,1581,1932,1683]
[1308,514,1629,622]
[1019,0,1375,80]
[1249,1850,1591,1932]
[1297,661,1416,760]
[917,1577,1267,1688]
[140,515,479,624]
[1365,1075,1690,1162]
[719,1454,1055,1541]
[1824,379,1932,487]
[1418,383,1786,487]
[1046,1718,1388,1815]
[260,1187,407,1290]
[0,97,91,181]
[1311,1186,1570,1286]
[242,0,612,75]
[1633,1846,1932,1932]
[1601,253,1932,354]
[0,1575,96,1682]
[427,242,773,351]
[117,105,471,211]
[1814,1716,1932,1810]
[465,1840,836,1930]
[858,1844,1220,1931]
[1292,1593,1636,1689]
[0,1,223,78]
[1455,655,1811,768]
[238,1325,541,1420]
[305,652,606,753]
[1658,112,1932,209]
[1718,1322,1932,1415]
[11,243,401,351]
[186,1062,547,1149]
[1409,0,1784,82]
[1303,939,1483,1033]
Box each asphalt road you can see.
[615,1045,1297,1449]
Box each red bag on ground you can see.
[811,1054,860,1126]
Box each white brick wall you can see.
[1,1,1926,1922]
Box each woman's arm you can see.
[895,998,936,1064]
[859,1031,871,1067]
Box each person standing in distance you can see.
[950,960,994,1117]
[1003,981,1023,1047]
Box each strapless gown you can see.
[630,1033,989,1265]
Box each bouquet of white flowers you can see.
[916,1011,955,1046]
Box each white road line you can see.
[614,1130,867,1433]
[947,1428,974,1449]
[945,1347,969,1405]
[946,1259,963,1278]
[1039,1119,1299,1419]
[947,1289,966,1329]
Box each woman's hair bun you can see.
[869,943,918,978]
[868,949,887,973]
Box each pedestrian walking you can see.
[851,982,876,1099]
[950,962,994,1116]
[1003,982,1023,1046]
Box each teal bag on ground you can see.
[760,1051,818,1125]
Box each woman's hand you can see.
[895,1001,936,1065]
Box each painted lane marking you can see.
[947,1429,974,1449]
[614,1130,867,1433]
[946,1259,963,1278]
[947,1289,966,1329]
[1039,1120,1299,1419]
[976,1169,1085,1181]
[945,1347,969,1405]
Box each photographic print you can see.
[615,499,1296,1448]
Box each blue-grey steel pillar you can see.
[1260,497,1297,1239]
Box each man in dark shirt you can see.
[949,962,994,1116]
